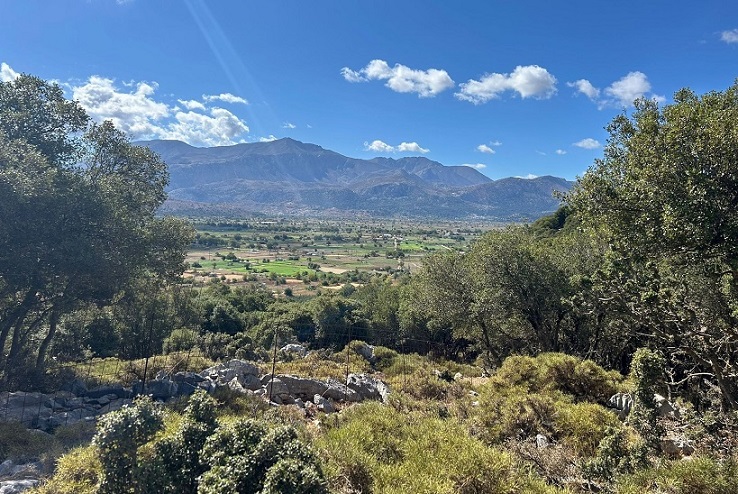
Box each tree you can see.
[566,83,738,409]
[0,74,193,384]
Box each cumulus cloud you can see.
[364,139,429,154]
[567,79,600,100]
[342,59,454,97]
[259,135,278,142]
[604,72,655,107]
[178,99,206,111]
[1,62,19,82]
[203,92,248,104]
[721,29,738,43]
[555,149,567,155]
[462,163,487,170]
[477,144,495,154]
[364,140,396,153]
[71,76,249,146]
[282,122,296,129]
[571,72,663,108]
[455,65,557,104]
[397,141,429,153]
[515,174,539,179]
[574,138,601,149]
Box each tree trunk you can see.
[35,308,60,374]
[0,288,37,368]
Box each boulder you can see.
[280,344,307,357]
[85,385,129,400]
[535,434,549,449]
[346,373,390,402]
[263,378,290,398]
[0,479,38,494]
[323,380,361,402]
[274,375,328,399]
[353,342,375,364]
[200,360,261,384]
[654,394,679,418]
[660,436,695,457]
[313,394,335,413]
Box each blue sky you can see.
[2,0,737,180]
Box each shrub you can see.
[0,421,52,463]
[318,402,556,494]
[615,456,738,494]
[162,328,199,353]
[491,353,623,404]
[31,445,102,494]
[92,396,164,494]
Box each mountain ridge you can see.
[140,138,572,221]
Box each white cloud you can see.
[282,122,296,129]
[259,135,278,142]
[490,140,502,147]
[571,72,663,108]
[71,75,249,146]
[477,144,495,154]
[455,65,557,104]
[342,59,454,97]
[721,29,738,43]
[178,99,206,111]
[555,149,567,155]
[515,174,539,179]
[203,92,248,104]
[574,138,601,149]
[364,139,430,153]
[364,140,395,153]
[604,71,653,107]
[1,62,19,82]
[462,163,487,170]
[567,79,600,100]
[397,141,429,153]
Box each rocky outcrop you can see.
[0,360,392,433]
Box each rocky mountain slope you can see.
[141,138,572,220]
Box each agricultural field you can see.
[183,218,500,295]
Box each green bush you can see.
[162,328,199,353]
[93,396,164,494]
[318,402,557,494]
[0,421,52,463]
[198,420,327,494]
[491,353,623,404]
[477,385,621,457]
[30,445,102,494]
[615,456,738,494]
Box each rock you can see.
[0,479,38,494]
[313,394,335,413]
[0,460,14,477]
[200,359,261,384]
[346,373,390,402]
[86,385,130,400]
[535,434,549,449]
[323,380,361,402]
[280,344,307,357]
[263,378,290,398]
[238,373,263,391]
[294,398,305,409]
[609,393,633,419]
[353,342,375,363]
[172,371,206,385]
[274,375,328,399]
[60,379,87,397]
[453,372,463,381]
[654,394,679,418]
[660,436,695,457]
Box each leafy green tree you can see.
[0,74,193,382]
[566,83,738,409]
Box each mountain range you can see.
[141,138,573,221]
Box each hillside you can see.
[140,138,573,220]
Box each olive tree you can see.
[566,83,738,409]
[0,74,193,384]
